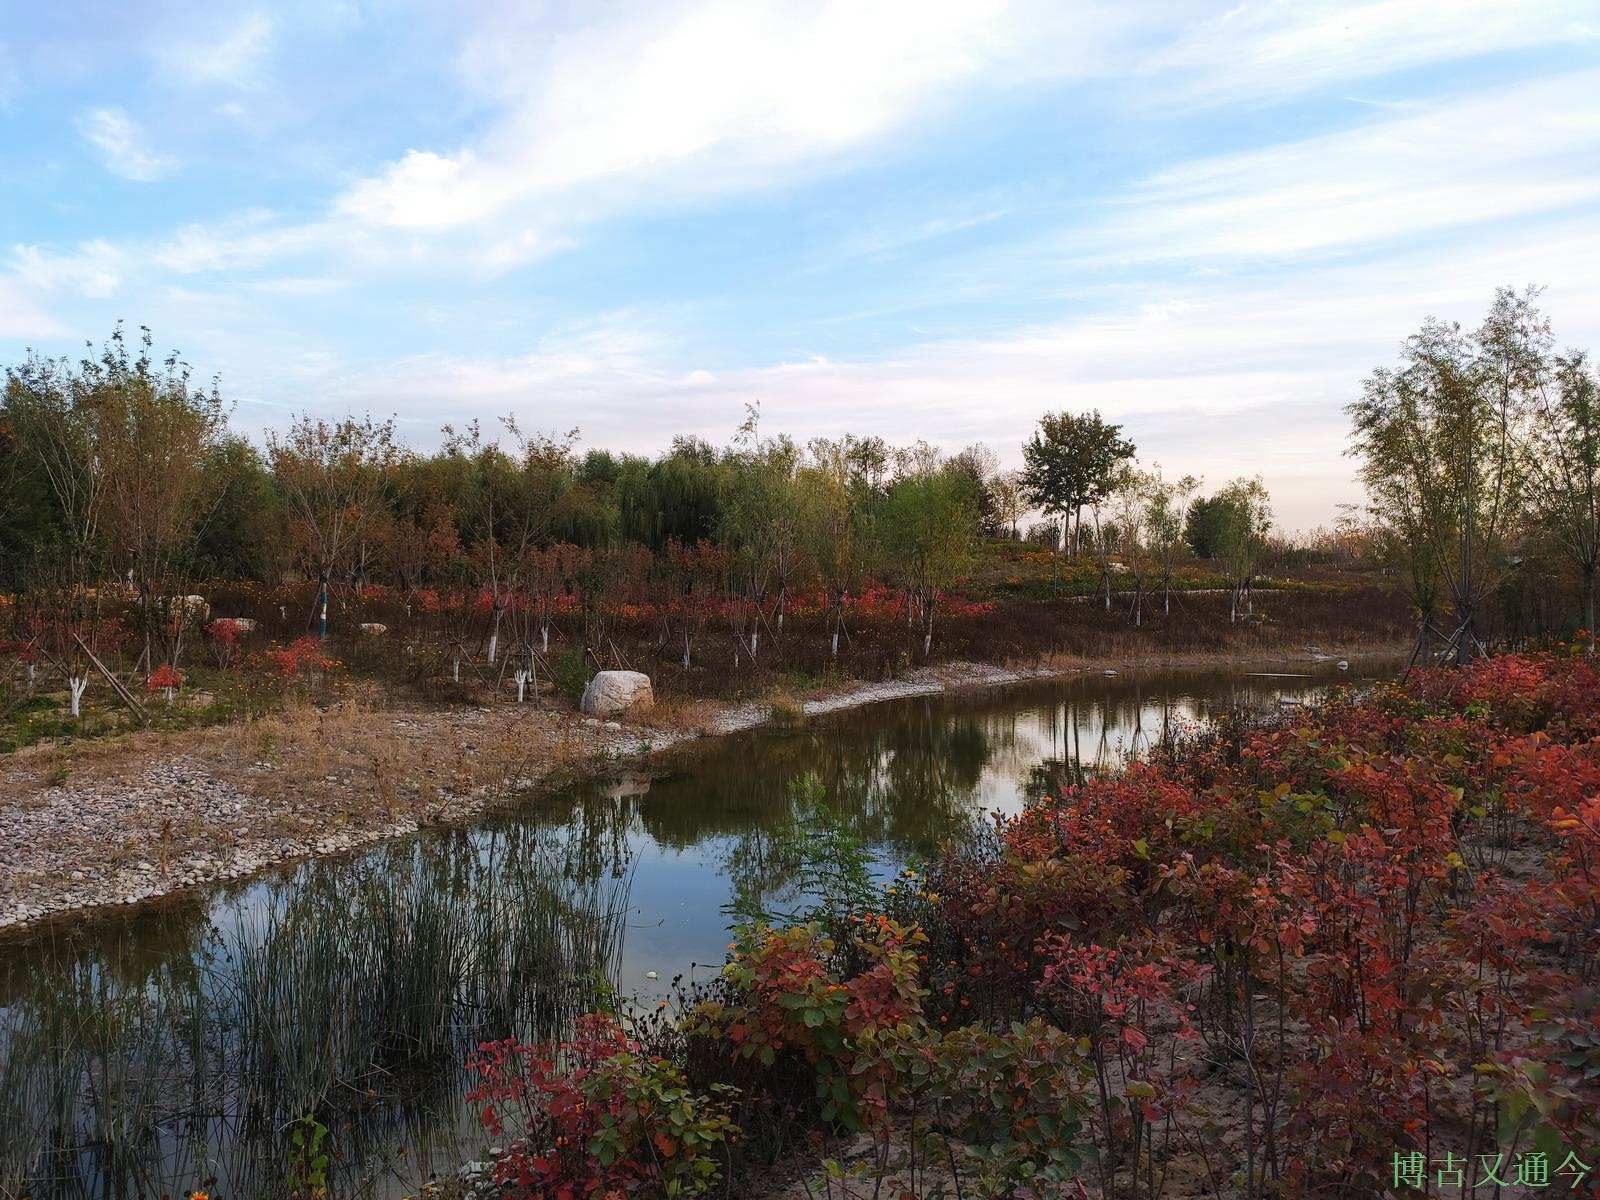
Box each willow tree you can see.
[1348,288,1538,664]
[1524,352,1600,650]
[268,413,400,637]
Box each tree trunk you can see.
[1453,596,1475,666]
[1584,562,1596,653]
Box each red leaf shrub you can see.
[466,1014,739,1200]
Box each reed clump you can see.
[0,830,627,1200]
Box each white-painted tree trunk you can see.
[69,676,87,717]
[682,634,691,669]
[453,656,461,683]
[26,663,36,695]
[487,632,498,665]
[514,670,528,703]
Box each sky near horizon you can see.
[3,2,1599,530]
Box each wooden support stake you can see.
[74,635,148,721]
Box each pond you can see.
[0,661,1385,1199]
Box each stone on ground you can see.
[580,670,654,718]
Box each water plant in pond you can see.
[0,831,628,1200]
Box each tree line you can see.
[17,289,1589,710]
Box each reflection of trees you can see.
[637,701,995,859]
[629,699,999,913]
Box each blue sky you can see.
[3,1,1599,528]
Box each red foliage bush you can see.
[466,1014,738,1200]
[262,635,335,679]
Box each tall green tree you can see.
[1019,410,1134,557]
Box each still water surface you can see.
[0,662,1383,1198]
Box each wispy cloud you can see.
[1077,70,1600,263]
[75,107,176,181]
[11,239,127,297]
[0,276,63,339]
[38,2,1600,282]
[159,12,276,88]
[1148,0,1600,107]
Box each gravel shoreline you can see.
[0,648,1390,935]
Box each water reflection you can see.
[0,662,1377,1199]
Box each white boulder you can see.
[580,670,654,718]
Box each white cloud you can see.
[337,1,1017,236]
[0,276,64,339]
[76,107,176,181]
[160,12,276,88]
[1150,0,1600,106]
[11,239,127,297]
[41,1,1599,281]
[1078,70,1600,263]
